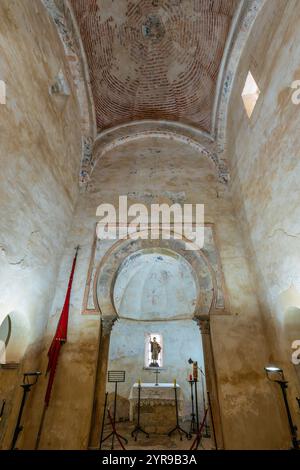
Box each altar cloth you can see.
[128,383,183,421]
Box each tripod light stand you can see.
[188,359,210,438]
[265,366,300,450]
[11,371,41,450]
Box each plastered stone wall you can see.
[0,0,295,451]
[107,251,204,419]
[227,0,300,432]
[20,135,289,449]
[107,319,205,420]
[0,0,81,448]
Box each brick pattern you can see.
[71,0,238,133]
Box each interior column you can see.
[197,318,224,449]
[88,317,115,449]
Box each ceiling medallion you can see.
[142,15,165,42]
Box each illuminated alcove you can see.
[107,249,205,421]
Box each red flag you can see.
[44,247,79,406]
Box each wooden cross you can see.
[154,368,160,386]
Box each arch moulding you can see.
[94,233,217,324]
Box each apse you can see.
[113,249,198,320]
[107,249,205,424]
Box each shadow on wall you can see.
[0,311,29,365]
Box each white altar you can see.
[129,383,183,429]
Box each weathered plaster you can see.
[41,0,97,184]
[227,0,300,437]
[0,0,82,448]
[107,319,204,421]
[1,0,297,450]
[17,135,288,450]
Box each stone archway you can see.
[94,233,217,320]
[88,233,224,449]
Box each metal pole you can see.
[111,381,118,450]
[194,379,199,432]
[189,380,196,434]
[131,383,149,440]
[11,384,31,450]
[137,384,141,427]
[0,399,5,422]
[174,385,179,425]
[167,384,189,440]
[200,370,210,437]
[99,392,108,449]
[278,381,299,450]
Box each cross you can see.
[154,368,160,386]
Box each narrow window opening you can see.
[242,71,260,118]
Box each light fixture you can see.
[264,365,299,450]
[265,365,283,373]
[264,365,285,382]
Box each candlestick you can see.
[193,362,198,381]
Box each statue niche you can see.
[149,336,161,368]
[147,333,162,368]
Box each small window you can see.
[242,71,260,118]
[0,79,6,105]
[145,333,163,368]
[0,315,11,364]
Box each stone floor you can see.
[100,421,214,451]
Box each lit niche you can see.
[145,333,163,368]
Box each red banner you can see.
[44,248,78,406]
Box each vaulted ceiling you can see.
[71,0,239,134]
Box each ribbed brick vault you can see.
[70,0,238,134]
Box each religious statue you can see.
[150,336,161,367]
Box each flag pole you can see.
[34,246,79,450]
[35,402,47,450]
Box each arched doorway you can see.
[88,234,223,449]
[108,248,204,435]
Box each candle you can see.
[189,374,193,382]
[138,379,141,386]
[193,362,198,381]
[173,379,176,387]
